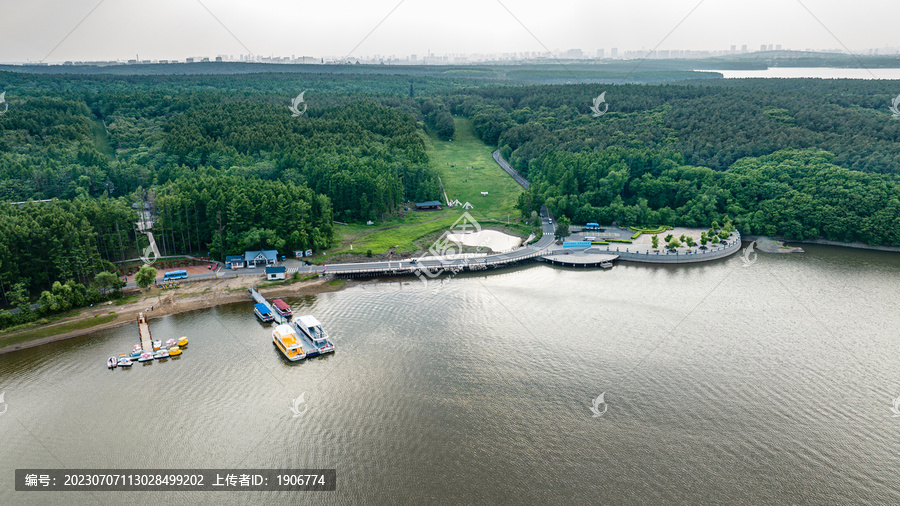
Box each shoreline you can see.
[744,235,900,254]
[2,235,896,356]
[0,277,348,355]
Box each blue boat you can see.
[254,302,274,323]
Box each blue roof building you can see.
[265,266,286,280]
[244,250,278,267]
[225,255,245,269]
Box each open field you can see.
[427,117,524,223]
[316,118,529,261]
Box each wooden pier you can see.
[137,312,153,352]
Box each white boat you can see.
[165,339,176,348]
[117,358,133,367]
[294,315,335,356]
[107,357,117,369]
[272,324,306,361]
[154,349,169,359]
[152,340,162,350]
[138,352,154,363]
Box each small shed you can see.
[266,266,286,280]
[415,200,443,210]
[225,255,245,269]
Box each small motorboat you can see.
[152,340,162,351]
[177,337,188,347]
[107,357,117,369]
[154,349,169,359]
[168,346,182,356]
[131,349,142,358]
[165,339,176,348]
[138,352,154,363]
[117,358,133,367]
[133,344,142,352]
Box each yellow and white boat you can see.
[272,324,306,361]
[177,336,188,347]
[168,346,182,356]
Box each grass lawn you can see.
[427,117,523,223]
[0,314,118,349]
[315,118,529,260]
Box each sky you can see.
[0,0,895,63]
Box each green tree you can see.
[95,271,124,294]
[667,238,682,249]
[554,216,571,240]
[700,231,708,246]
[135,266,158,289]
[664,234,674,243]
[651,235,659,249]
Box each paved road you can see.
[492,150,530,189]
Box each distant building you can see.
[265,266,286,280]
[596,49,605,58]
[610,48,618,58]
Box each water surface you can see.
[1,245,899,504]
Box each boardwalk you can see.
[137,313,152,352]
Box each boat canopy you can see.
[297,315,322,328]
[254,303,272,314]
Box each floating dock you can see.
[137,312,153,352]
[540,250,619,268]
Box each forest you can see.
[1,64,900,321]
[0,68,446,313]
[445,79,900,245]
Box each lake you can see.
[1,244,899,504]
[706,67,900,80]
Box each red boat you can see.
[272,298,292,319]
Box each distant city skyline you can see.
[25,44,900,68]
[1,1,896,64]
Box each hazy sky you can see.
[1,0,895,62]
